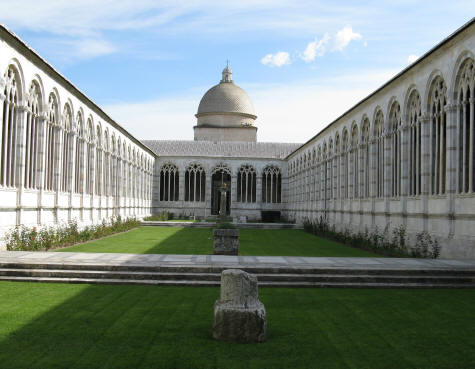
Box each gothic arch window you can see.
[103,130,110,196]
[185,163,205,202]
[60,103,73,193]
[262,165,281,203]
[328,142,334,199]
[335,133,340,199]
[389,101,402,197]
[24,80,41,189]
[316,146,321,200]
[407,90,422,196]
[160,163,179,201]
[85,118,94,195]
[111,135,117,199]
[95,125,102,195]
[2,66,21,188]
[428,76,447,195]
[322,143,328,200]
[44,92,59,191]
[361,118,370,198]
[342,129,349,199]
[350,124,359,198]
[74,111,85,193]
[237,164,256,203]
[456,58,475,193]
[374,109,385,197]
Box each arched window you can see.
[24,80,41,189]
[456,58,475,193]
[322,144,328,200]
[428,77,447,195]
[44,93,58,191]
[60,103,73,193]
[389,101,401,197]
[95,125,102,195]
[350,125,359,198]
[185,163,205,202]
[407,90,422,196]
[342,129,349,199]
[262,165,281,203]
[103,130,110,196]
[374,110,385,197]
[85,118,94,195]
[328,141,333,199]
[2,66,20,188]
[160,163,179,201]
[316,146,321,200]
[335,134,340,199]
[237,164,256,203]
[361,118,370,198]
[74,111,84,193]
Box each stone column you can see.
[36,114,47,225]
[400,121,409,229]
[15,104,27,226]
[445,103,458,238]
[420,114,431,232]
[369,138,376,228]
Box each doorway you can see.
[211,169,231,215]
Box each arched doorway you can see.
[211,165,231,215]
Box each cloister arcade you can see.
[0,39,154,232]
[286,49,475,257]
[156,160,283,218]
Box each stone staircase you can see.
[1,261,475,288]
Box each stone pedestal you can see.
[213,229,239,255]
[213,269,266,343]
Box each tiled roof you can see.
[197,82,256,117]
[141,140,302,159]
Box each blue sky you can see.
[1,1,473,142]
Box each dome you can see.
[196,66,256,118]
[197,83,256,118]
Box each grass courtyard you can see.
[56,226,380,257]
[0,282,474,369]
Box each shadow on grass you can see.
[1,282,475,369]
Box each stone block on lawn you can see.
[213,229,239,255]
[213,269,266,343]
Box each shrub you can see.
[302,217,440,259]
[215,222,236,229]
[5,216,140,251]
[144,212,173,221]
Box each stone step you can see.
[0,268,221,281]
[1,268,474,287]
[0,275,474,289]
[2,262,475,277]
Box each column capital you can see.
[444,103,458,113]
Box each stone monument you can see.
[212,269,267,343]
[213,182,240,255]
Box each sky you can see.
[0,1,473,143]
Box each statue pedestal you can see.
[213,229,240,255]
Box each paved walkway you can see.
[1,251,475,271]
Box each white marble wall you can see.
[284,23,475,258]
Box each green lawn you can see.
[56,226,379,257]
[0,282,473,369]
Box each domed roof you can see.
[196,67,256,118]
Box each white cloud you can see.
[407,54,418,64]
[261,51,291,67]
[72,38,116,58]
[333,26,362,51]
[301,33,330,62]
[104,68,398,143]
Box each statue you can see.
[218,182,228,222]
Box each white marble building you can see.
[0,18,474,257]
[0,25,154,239]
